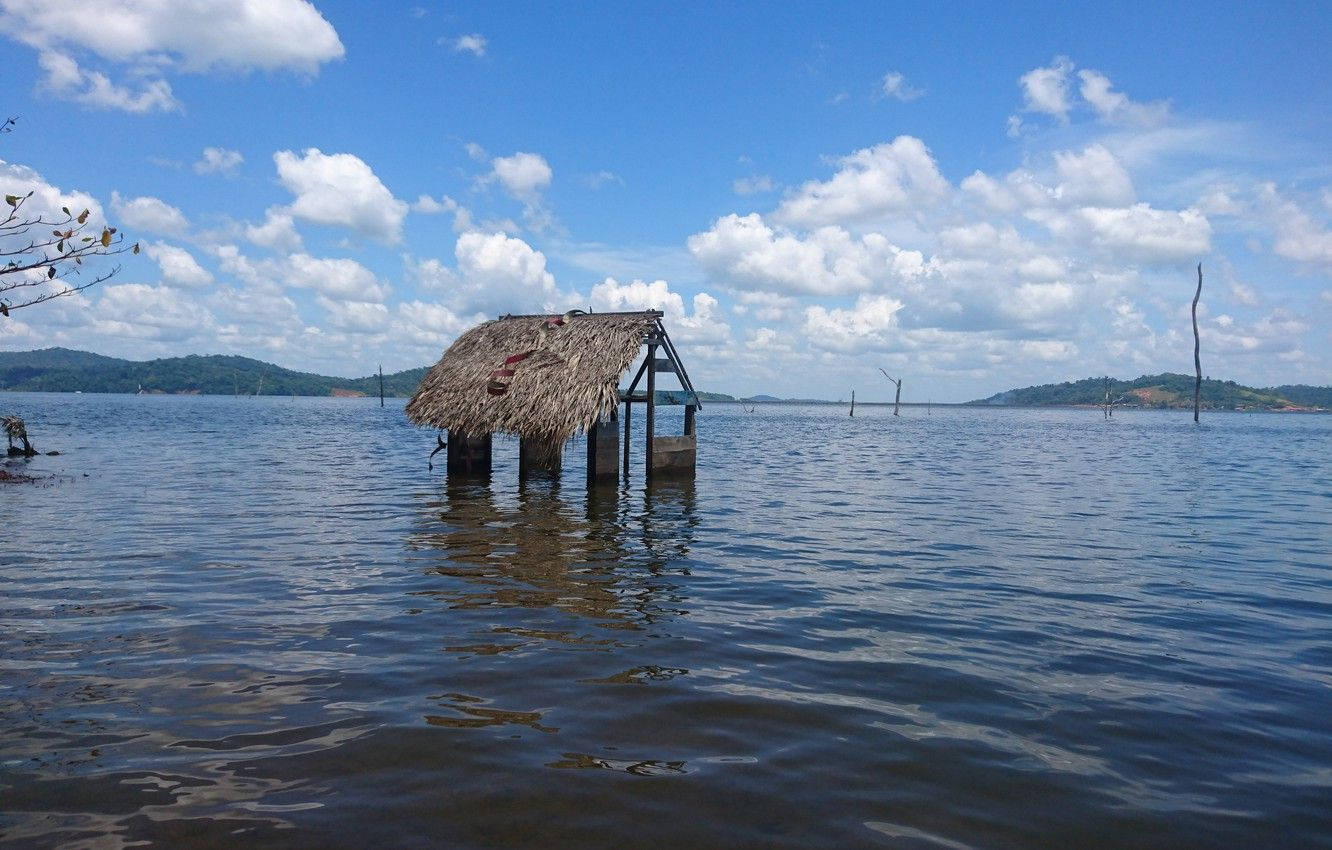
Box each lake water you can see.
[2,393,1330,848]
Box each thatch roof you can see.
[405,310,660,445]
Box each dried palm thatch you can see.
[405,310,660,451]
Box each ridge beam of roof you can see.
[496,309,665,319]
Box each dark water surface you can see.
[2,393,1330,848]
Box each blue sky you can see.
[1,0,1329,401]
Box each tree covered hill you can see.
[968,373,1331,410]
[0,348,429,397]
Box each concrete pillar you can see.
[446,430,492,478]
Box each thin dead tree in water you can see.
[1103,376,1112,419]
[877,368,902,416]
[849,390,855,417]
[1192,263,1203,423]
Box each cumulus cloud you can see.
[283,254,390,303]
[773,136,949,227]
[412,231,562,316]
[1077,69,1169,127]
[274,149,408,244]
[412,194,474,232]
[1258,183,1332,269]
[92,283,214,342]
[451,34,487,57]
[1,0,343,72]
[245,208,303,253]
[111,191,188,236]
[36,50,179,113]
[1053,144,1135,206]
[4,0,343,111]
[589,277,730,345]
[688,213,924,296]
[0,160,103,227]
[1018,56,1075,121]
[488,152,552,201]
[146,241,212,288]
[194,147,243,176]
[880,71,924,102]
[803,295,905,352]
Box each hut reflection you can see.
[409,478,697,631]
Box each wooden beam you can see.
[622,398,631,481]
[645,341,656,481]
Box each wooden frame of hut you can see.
[405,310,701,485]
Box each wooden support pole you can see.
[1193,263,1203,423]
[586,413,619,486]
[684,404,696,436]
[379,363,384,407]
[645,341,657,480]
[446,430,492,478]
[623,398,631,480]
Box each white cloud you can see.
[803,295,905,352]
[0,160,103,227]
[4,0,342,112]
[245,208,303,253]
[1,0,344,73]
[1019,56,1075,121]
[92,283,214,341]
[733,175,774,195]
[274,148,408,244]
[284,254,390,303]
[451,34,487,57]
[1054,144,1135,206]
[37,50,179,113]
[488,152,552,201]
[1029,203,1211,264]
[588,277,730,345]
[146,241,212,288]
[412,194,474,232]
[773,136,949,227]
[1258,183,1332,269]
[194,147,243,176]
[1077,69,1168,127]
[689,213,923,296]
[880,71,924,102]
[413,231,562,316]
[111,191,188,236]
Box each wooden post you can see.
[378,364,384,407]
[519,437,561,478]
[622,398,631,480]
[645,341,657,480]
[684,403,696,436]
[586,413,619,486]
[1192,263,1203,423]
[849,389,855,417]
[446,430,492,478]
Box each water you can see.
[2,393,1330,848]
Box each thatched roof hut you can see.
[405,310,662,449]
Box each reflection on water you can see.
[2,393,1330,848]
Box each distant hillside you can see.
[969,373,1330,410]
[0,348,429,397]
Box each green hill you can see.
[969,373,1329,410]
[0,348,429,397]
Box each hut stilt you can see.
[446,430,492,477]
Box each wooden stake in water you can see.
[849,390,855,417]
[1192,264,1203,423]
[379,364,385,408]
